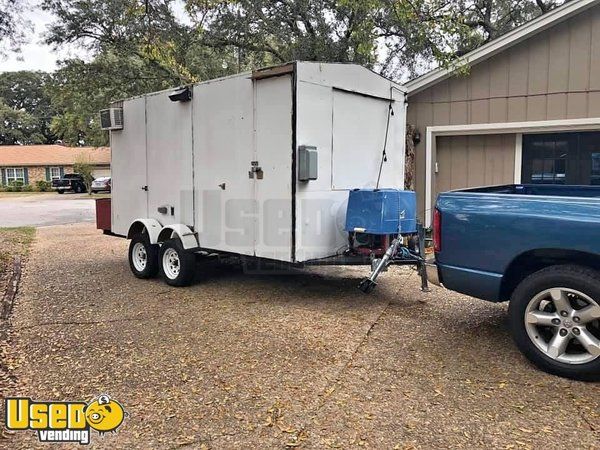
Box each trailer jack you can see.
[358,223,430,294]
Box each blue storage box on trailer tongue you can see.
[345,189,417,235]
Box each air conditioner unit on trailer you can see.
[100,107,124,131]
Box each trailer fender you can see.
[127,219,162,244]
[157,224,199,250]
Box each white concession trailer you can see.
[101,62,424,290]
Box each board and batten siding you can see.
[435,135,516,194]
[407,4,600,220]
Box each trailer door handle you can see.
[141,185,148,191]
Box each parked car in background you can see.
[52,173,88,194]
[91,177,111,193]
[427,184,600,381]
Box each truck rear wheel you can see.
[128,233,159,279]
[509,265,600,381]
[160,239,195,287]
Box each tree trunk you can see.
[405,124,417,191]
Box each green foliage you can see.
[188,0,381,68]
[0,99,45,145]
[73,154,95,194]
[0,71,56,143]
[36,180,51,192]
[6,180,24,192]
[22,183,33,192]
[0,0,31,56]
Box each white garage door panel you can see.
[93,168,111,178]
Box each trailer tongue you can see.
[344,188,428,293]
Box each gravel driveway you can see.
[0,193,96,227]
[5,223,599,449]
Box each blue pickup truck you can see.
[428,184,600,381]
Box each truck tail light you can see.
[433,208,441,252]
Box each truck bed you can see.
[434,184,600,302]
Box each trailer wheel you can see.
[160,239,195,287]
[509,265,600,381]
[128,233,159,279]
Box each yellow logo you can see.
[5,394,127,445]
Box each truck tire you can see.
[75,184,84,194]
[159,239,195,287]
[57,189,64,194]
[509,265,600,381]
[128,233,159,279]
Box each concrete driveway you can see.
[0,193,96,227]
[5,223,599,449]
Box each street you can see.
[0,193,96,227]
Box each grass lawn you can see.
[0,192,49,199]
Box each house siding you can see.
[408,4,600,220]
[0,164,111,186]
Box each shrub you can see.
[22,184,33,192]
[36,180,51,192]
[7,181,24,192]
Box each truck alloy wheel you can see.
[159,239,195,287]
[128,233,159,279]
[509,265,600,381]
[524,287,600,364]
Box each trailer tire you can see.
[509,265,600,381]
[128,233,160,279]
[160,239,195,287]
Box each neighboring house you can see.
[405,0,600,225]
[0,145,110,186]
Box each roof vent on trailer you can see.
[100,107,124,131]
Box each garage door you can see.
[434,134,516,201]
[92,167,111,178]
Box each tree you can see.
[186,0,566,79]
[0,0,31,56]
[73,153,95,195]
[41,0,204,84]
[187,0,381,68]
[41,0,567,88]
[0,71,56,143]
[460,0,563,45]
[0,99,45,145]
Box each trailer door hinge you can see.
[141,185,149,191]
